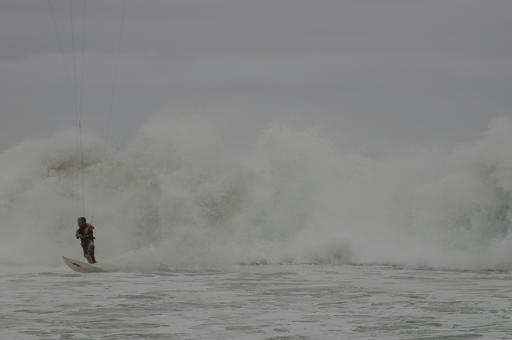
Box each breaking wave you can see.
[1,116,511,271]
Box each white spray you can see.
[0,117,511,270]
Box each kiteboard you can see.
[62,256,104,273]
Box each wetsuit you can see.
[76,224,96,263]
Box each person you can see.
[75,217,96,264]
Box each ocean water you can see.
[1,117,512,338]
[2,263,511,340]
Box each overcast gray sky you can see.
[1,0,511,155]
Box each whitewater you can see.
[1,116,512,339]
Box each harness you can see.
[83,234,95,241]
[78,225,95,242]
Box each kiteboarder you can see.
[75,217,96,264]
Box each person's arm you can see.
[75,229,83,239]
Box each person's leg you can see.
[83,240,93,263]
[89,242,96,264]
[81,241,89,262]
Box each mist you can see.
[0,115,510,271]
[1,1,511,154]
